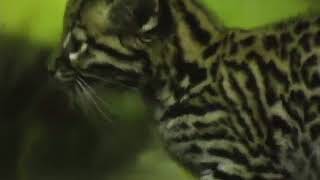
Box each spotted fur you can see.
[50,0,320,179]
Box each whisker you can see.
[80,73,139,91]
[73,84,89,115]
[77,77,116,120]
[77,77,112,108]
[78,80,113,122]
[76,79,113,122]
[75,81,92,113]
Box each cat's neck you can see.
[148,0,227,107]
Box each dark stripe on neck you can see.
[160,102,226,121]
[156,0,175,38]
[176,0,211,45]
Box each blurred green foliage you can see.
[204,0,309,28]
[0,0,313,44]
[0,0,318,180]
[0,0,67,44]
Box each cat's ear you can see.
[108,0,160,34]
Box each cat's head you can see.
[49,0,174,90]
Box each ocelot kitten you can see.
[50,0,320,179]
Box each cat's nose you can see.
[53,67,76,82]
[49,55,76,83]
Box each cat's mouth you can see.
[75,71,141,91]
[51,65,142,96]
[53,69,77,83]
[49,54,78,85]
[50,53,143,92]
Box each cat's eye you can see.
[119,35,146,50]
[138,34,154,43]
